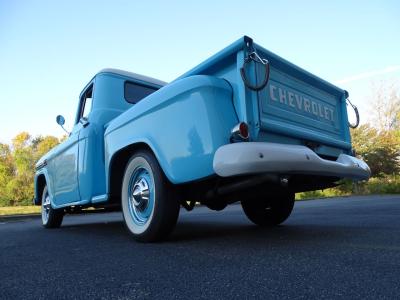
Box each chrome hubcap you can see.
[42,193,51,223]
[131,178,150,212]
[128,167,154,226]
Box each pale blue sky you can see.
[1,0,399,143]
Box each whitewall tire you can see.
[41,185,64,228]
[121,150,180,242]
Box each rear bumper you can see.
[213,142,370,181]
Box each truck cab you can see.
[34,69,165,211]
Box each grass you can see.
[296,175,400,200]
[0,206,41,216]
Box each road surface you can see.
[1,195,400,299]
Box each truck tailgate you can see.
[255,46,350,151]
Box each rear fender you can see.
[104,75,237,186]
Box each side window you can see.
[80,85,93,121]
[124,81,158,104]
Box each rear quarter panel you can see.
[104,75,237,185]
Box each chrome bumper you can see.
[213,142,370,181]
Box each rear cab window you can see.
[124,82,158,104]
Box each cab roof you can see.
[98,68,167,87]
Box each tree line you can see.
[352,81,400,177]
[0,133,61,206]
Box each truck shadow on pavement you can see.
[169,221,348,245]
[59,214,350,246]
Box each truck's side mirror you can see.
[56,115,70,135]
[56,115,65,126]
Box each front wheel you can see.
[241,191,295,226]
[121,150,180,242]
[41,185,64,228]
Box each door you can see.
[52,84,93,206]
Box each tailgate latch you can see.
[240,46,270,91]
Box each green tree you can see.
[351,124,400,177]
[0,143,15,205]
[6,132,36,205]
[33,135,59,160]
[0,132,61,206]
[12,132,34,174]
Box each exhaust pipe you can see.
[206,174,288,199]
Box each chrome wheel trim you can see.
[127,165,155,230]
[41,190,51,224]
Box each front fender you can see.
[104,75,238,185]
[33,169,53,206]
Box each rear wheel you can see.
[241,191,295,226]
[121,150,180,242]
[41,185,64,228]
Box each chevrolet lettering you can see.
[269,84,335,122]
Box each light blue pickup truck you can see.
[34,36,370,242]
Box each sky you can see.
[1,0,399,144]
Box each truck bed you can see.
[176,36,351,158]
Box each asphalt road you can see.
[1,195,400,300]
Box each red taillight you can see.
[230,122,249,142]
[239,122,249,139]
